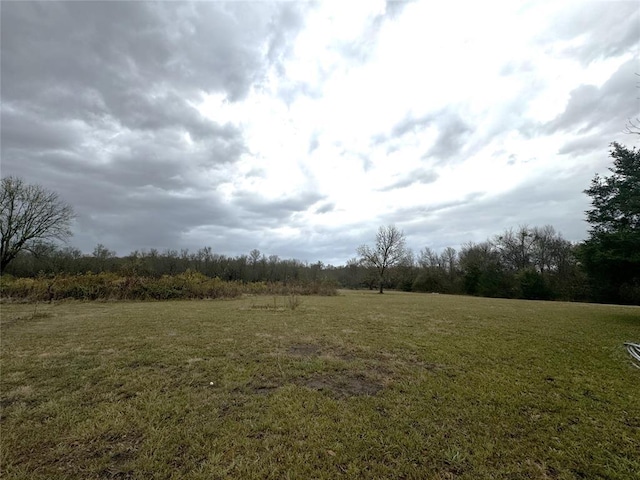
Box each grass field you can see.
[1,291,639,479]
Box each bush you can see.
[517,269,552,300]
[412,271,445,293]
[0,272,337,302]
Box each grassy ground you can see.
[1,291,638,479]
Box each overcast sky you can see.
[1,1,638,265]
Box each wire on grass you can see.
[624,342,640,368]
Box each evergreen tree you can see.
[580,142,640,304]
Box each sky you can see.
[1,0,638,265]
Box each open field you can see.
[1,291,639,479]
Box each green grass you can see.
[1,292,639,479]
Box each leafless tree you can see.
[418,246,441,269]
[494,225,535,271]
[623,73,640,136]
[357,225,406,293]
[441,246,458,276]
[1,176,75,272]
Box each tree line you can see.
[351,223,588,301]
[1,142,638,304]
[0,221,628,303]
[3,243,330,286]
[354,142,638,304]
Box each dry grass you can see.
[1,291,639,479]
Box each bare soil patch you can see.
[286,342,357,362]
[287,343,322,356]
[298,373,384,398]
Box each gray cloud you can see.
[376,110,472,163]
[391,169,593,253]
[308,132,320,154]
[545,59,638,138]
[557,135,609,157]
[336,0,416,64]
[1,1,309,256]
[1,107,83,152]
[383,0,415,19]
[379,168,439,191]
[1,1,306,130]
[541,2,639,65]
[232,191,326,224]
[76,193,237,253]
[425,114,472,161]
[1,1,306,126]
[390,113,434,138]
[314,201,336,214]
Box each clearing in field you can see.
[1,291,639,479]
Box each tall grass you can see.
[0,271,337,302]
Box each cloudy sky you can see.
[1,1,638,265]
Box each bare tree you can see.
[357,225,406,293]
[623,73,640,136]
[1,176,75,272]
[418,246,441,269]
[441,246,458,277]
[494,225,535,271]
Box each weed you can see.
[287,294,301,310]
[0,273,337,302]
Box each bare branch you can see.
[623,117,640,136]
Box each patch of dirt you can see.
[52,431,142,479]
[330,352,357,362]
[1,384,37,409]
[232,376,284,397]
[286,343,356,362]
[418,361,447,372]
[228,369,385,400]
[287,343,322,356]
[370,350,448,374]
[298,373,384,398]
[251,385,280,395]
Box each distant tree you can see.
[392,248,417,291]
[414,246,451,293]
[1,176,75,272]
[91,243,117,273]
[516,268,551,300]
[580,142,640,303]
[249,249,261,265]
[412,269,446,293]
[248,249,261,281]
[530,225,556,277]
[196,246,214,275]
[494,225,535,272]
[418,246,441,269]
[342,257,363,288]
[459,241,514,297]
[309,260,324,281]
[357,225,406,293]
[441,246,458,277]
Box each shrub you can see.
[0,273,337,302]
